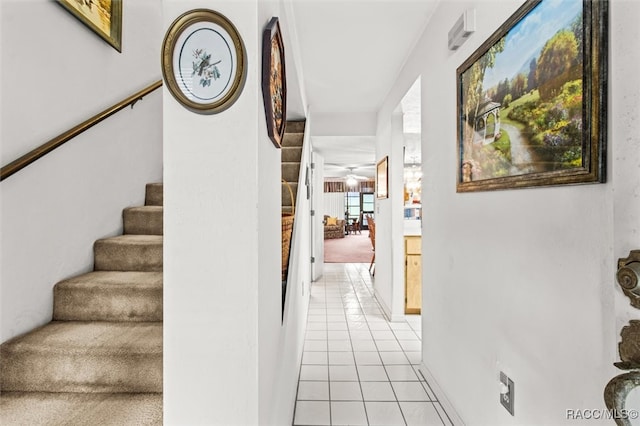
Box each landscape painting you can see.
[457,0,607,192]
[57,0,122,52]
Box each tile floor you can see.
[293,263,453,426]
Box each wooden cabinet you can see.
[405,236,421,314]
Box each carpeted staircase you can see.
[281,121,304,310]
[281,121,305,215]
[0,183,163,425]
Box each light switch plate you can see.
[500,371,514,416]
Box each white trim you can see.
[419,362,466,426]
[373,289,405,322]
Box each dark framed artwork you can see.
[57,0,122,52]
[456,0,607,192]
[161,9,247,114]
[376,156,389,199]
[262,17,287,148]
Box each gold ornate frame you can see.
[456,0,608,192]
[376,156,389,199]
[261,17,287,148]
[57,0,122,52]
[161,9,247,114]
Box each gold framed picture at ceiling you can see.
[376,156,389,199]
[161,9,247,115]
[56,0,122,52]
[456,0,608,192]
[261,17,287,148]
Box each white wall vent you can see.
[448,9,476,51]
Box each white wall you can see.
[163,0,311,424]
[376,0,638,424]
[312,148,325,281]
[0,0,163,342]
[324,192,345,218]
[374,112,406,321]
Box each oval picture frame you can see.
[161,9,247,114]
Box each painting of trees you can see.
[536,30,579,101]
[456,0,607,192]
[461,37,505,161]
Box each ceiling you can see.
[287,0,436,178]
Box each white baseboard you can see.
[419,362,466,426]
[373,290,406,322]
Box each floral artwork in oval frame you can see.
[161,9,247,115]
[56,0,122,52]
[456,0,607,192]
[261,17,287,148]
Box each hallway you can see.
[293,263,453,426]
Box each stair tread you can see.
[0,392,162,425]
[96,235,162,245]
[54,271,162,322]
[124,205,163,212]
[57,271,162,288]
[2,321,162,355]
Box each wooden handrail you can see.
[0,80,163,182]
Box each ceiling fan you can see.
[325,163,374,182]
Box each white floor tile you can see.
[365,401,406,426]
[328,339,352,351]
[327,322,349,331]
[361,381,396,401]
[398,340,422,351]
[372,330,396,340]
[327,314,346,322]
[351,339,377,351]
[331,401,368,425]
[293,401,330,425]
[300,365,329,381]
[307,322,328,330]
[385,365,419,381]
[393,330,420,340]
[354,351,383,366]
[306,330,327,340]
[297,381,329,400]
[376,340,402,351]
[368,322,391,331]
[330,381,363,401]
[304,340,327,352]
[328,351,355,365]
[327,330,350,340]
[389,322,412,331]
[307,314,327,323]
[400,401,445,426]
[348,322,369,330]
[329,365,359,381]
[357,365,389,381]
[350,330,373,340]
[302,351,328,365]
[298,264,453,425]
[331,401,369,426]
[380,351,410,365]
[392,381,431,401]
[405,351,422,364]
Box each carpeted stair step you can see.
[0,392,162,425]
[53,271,162,322]
[0,322,162,393]
[145,183,163,206]
[282,182,298,208]
[94,235,162,272]
[123,206,163,235]
[282,162,301,183]
[285,121,305,134]
[281,146,303,162]
[281,132,303,147]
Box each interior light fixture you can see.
[346,176,357,187]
